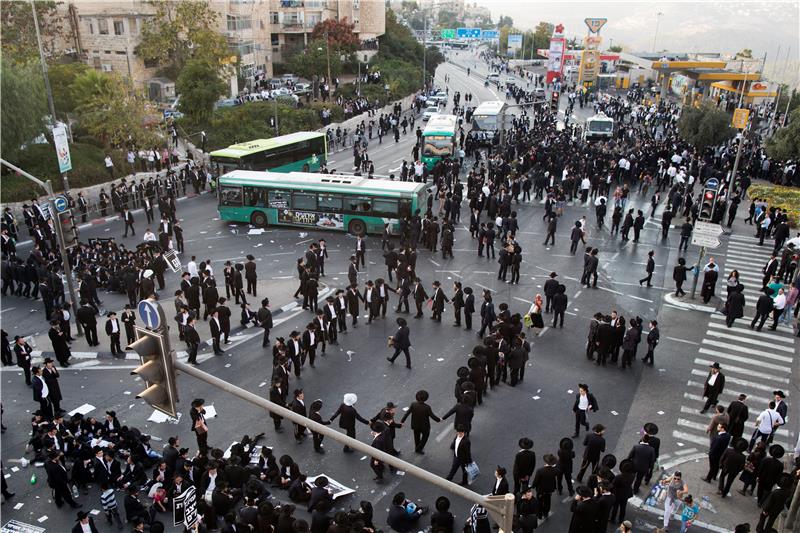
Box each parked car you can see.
[422,106,438,121]
[533,87,546,98]
[281,73,299,84]
[215,98,241,109]
[293,82,311,93]
[431,91,448,103]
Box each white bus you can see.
[584,112,615,141]
[470,100,505,145]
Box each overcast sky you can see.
[474,1,799,82]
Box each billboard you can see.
[481,30,498,40]
[507,34,523,53]
[546,37,566,84]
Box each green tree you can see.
[176,58,227,121]
[136,0,231,78]
[532,22,555,53]
[497,15,513,28]
[677,104,735,152]
[735,48,753,59]
[379,10,424,65]
[436,9,459,29]
[1,60,47,160]
[72,70,158,148]
[311,18,360,53]
[48,62,90,117]
[0,0,66,62]
[766,107,800,160]
[286,39,343,81]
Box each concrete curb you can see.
[663,292,718,313]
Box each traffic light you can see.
[550,91,560,112]
[57,209,79,249]
[129,328,178,417]
[698,187,718,222]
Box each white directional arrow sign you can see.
[691,221,724,249]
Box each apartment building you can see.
[59,0,385,91]
[268,0,385,62]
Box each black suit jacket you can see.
[513,449,536,479]
[491,477,509,495]
[72,518,100,533]
[702,372,725,398]
[464,293,475,313]
[532,465,557,494]
[330,403,368,430]
[400,401,440,430]
[450,435,472,465]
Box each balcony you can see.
[280,20,314,31]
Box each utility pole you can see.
[422,13,427,92]
[2,159,82,336]
[652,12,663,53]
[30,0,70,193]
[728,69,751,196]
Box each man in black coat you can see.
[726,285,746,327]
[430,281,449,322]
[750,288,774,331]
[387,491,428,532]
[412,279,429,319]
[628,435,656,493]
[576,424,605,483]
[42,358,63,413]
[757,474,792,533]
[244,255,258,296]
[451,282,464,326]
[532,454,558,520]
[387,318,412,368]
[543,272,559,312]
[718,438,747,497]
[512,437,536,494]
[639,250,656,287]
[568,486,599,533]
[76,300,99,347]
[45,451,81,508]
[290,389,307,442]
[72,510,100,533]
[400,390,441,454]
[104,312,122,356]
[445,426,471,486]
[463,287,475,330]
[13,335,33,385]
[700,362,725,414]
[48,321,71,367]
[727,394,749,442]
[703,423,732,482]
[256,298,273,347]
[346,283,363,326]
[442,399,474,434]
[551,284,568,328]
[329,394,370,452]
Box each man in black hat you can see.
[543,272,559,313]
[400,390,441,455]
[245,255,258,296]
[45,450,82,508]
[445,425,472,486]
[72,510,99,533]
[48,320,71,367]
[700,362,725,414]
[13,335,33,386]
[750,287,774,331]
[105,312,122,356]
[512,437,536,494]
[642,423,660,485]
[42,358,64,414]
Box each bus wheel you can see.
[251,211,268,228]
[348,219,366,236]
[302,163,310,172]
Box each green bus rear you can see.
[421,114,458,170]
[218,171,428,236]
[209,131,328,175]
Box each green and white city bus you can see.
[217,170,429,236]
[421,114,458,170]
[209,131,327,175]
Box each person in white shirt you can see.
[770,288,787,330]
[142,229,157,242]
[749,401,784,450]
[187,257,199,278]
[32,366,51,418]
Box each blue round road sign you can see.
[705,178,719,190]
[138,300,161,329]
[53,196,68,213]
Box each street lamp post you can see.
[325,31,332,95]
[652,12,663,53]
[729,69,751,196]
[422,13,427,92]
[1,159,83,336]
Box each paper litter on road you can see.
[13,502,23,509]
[436,358,444,362]
[37,516,48,523]
[123,391,131,395]
[567,389,574,394]
[532,396,540,400]
[90,509,101,515]
[225,363,231,368]
[677,442,685,447]
[147,410,175,424]
[11,467,19,473]
[360,456,368,461]
[248,229,264,235]
[259,382,267,388]
[68,403,95,416]
[657,410,665,415]
[204,405,218,418]
[610,410,619,416]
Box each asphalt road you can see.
[2,51,794,533]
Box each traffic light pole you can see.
[1,158,82,335]
[690,246,706,300]
[173,360,515,532]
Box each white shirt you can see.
[578,394,589,411]
[143,231,157,242]
[454,435,463,456]
[774,293,786,310]
[188,261,199,278]
[110,319,119,334]
[757,408,784,434]
[707,372,718,386]
[37,375,49,398]
[105,156,113,168]
[80,522,93,533]
[581,178,591,190]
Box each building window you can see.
[235,42,255,56]
[116,50,127,55]
[87,19,94,34]
[269,12,279,24]
[226,14,252,31]
[271,33,280,46]
[98,18,109,35]
[113,20,124,35]
[101,64,113,72]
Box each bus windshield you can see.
[423,136,454,157]
[472,114,498,131]
[588,121,613,133]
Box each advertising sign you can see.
[546,37,566,84]
[278,210,344,229]
[53,125,72,173]
[731,108,750,129]
[584,17,608,33]
[507,34,523,53]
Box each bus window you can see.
[219,185,243,206]
[268,190,290,209]
[244,187,267,207]
[399,199,412,219]
[357,197,373,213]
[318,194,342,211]
[373,199,398,216]
[423,136,454,157]
[293,192,317,210]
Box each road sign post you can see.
[691,221,723,249]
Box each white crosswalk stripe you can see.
[672,236,798,451]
